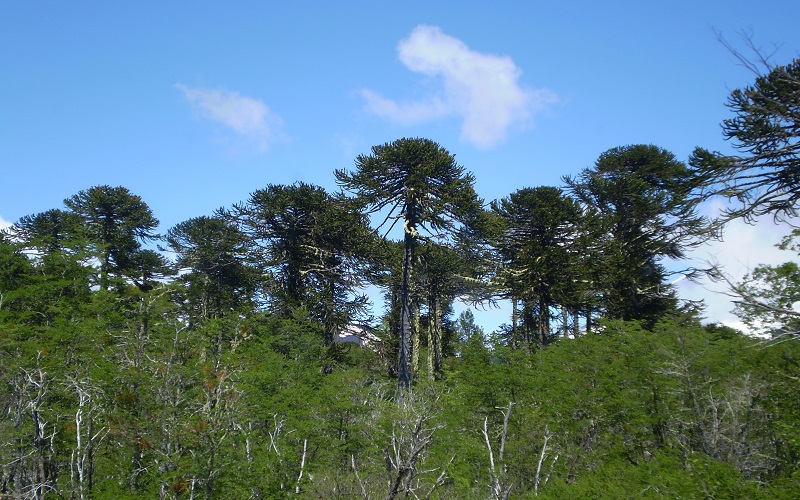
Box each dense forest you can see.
[2,56,800,498]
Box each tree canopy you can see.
[491,186,584,344]
[336,137,482,389]
[566,145,709,326]
[5,82,800,495]
[62,185,160,286]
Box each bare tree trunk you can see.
[534,425,558,496]
[585,306,592,335]
[68,377,107,500]
[295,439,308,494]
[511,298,518,348]
[6,356,59,499]
[482,402,514,500]
[71,381,88,499]
[411,302,420,379]
[432,297,442,376]
[398,230,414,391]
[572,309,579,338]
[384,390,443,499]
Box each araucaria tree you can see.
[565,145,709,326]
[167,216,256,322]
[491,186,583,345]
[226,183,373,345]
[63,185,160,287]
[335,138,482,390]
[690,58,800,223]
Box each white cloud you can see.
[361,89,448,124]
[675,204,795,331]
[0,215,11,231]
[362,25,556,148]
[176,84,284,151]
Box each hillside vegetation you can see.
[2,56,800,498]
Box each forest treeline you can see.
[1,56,800,497]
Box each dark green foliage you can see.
[63,186,159,285]
[0,234,93,336]
[336,137,483,389]
[226,183,374,347]
[335,138,481,238]
[167,215,256,321]
[3,123,800,499]
[492,186,584,344]
[565,145,709,327]
[12,208,84,253]
[0,235,34,314]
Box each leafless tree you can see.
[1,354,59,498]
[66,376,108,499]
[482,402,514,500]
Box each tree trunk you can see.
[411,302,420,379]
[323,277,335,347]
[398,230,414,390]
[432,296,442,376]
[426,295,443,380]
[572,309,579,338]
[538,297,549,345]
[523,302,533,346]
[511,298,518,348]
[586,306,592,335]
[427,314,434,381]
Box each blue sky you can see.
[2,1,799,330]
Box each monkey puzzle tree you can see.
[63,185,159,287]
[227,183,374,345]
[335,138,482,390]
[228,183,330,313]
[306,191,376,348]
[12,209,84,254]
[565,145,709,327]
[167,215,256,322]
[491,186,584,345]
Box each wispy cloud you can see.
[675,201,795,331]
[176,84,284,151]
[362,25,557,148]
